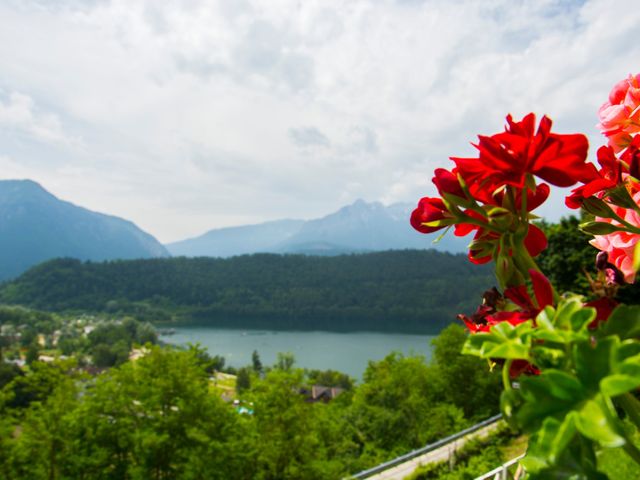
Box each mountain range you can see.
[0,180,168,281]
[166,199,468,257]
[0,179,468,281]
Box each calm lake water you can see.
[160,327,436,380]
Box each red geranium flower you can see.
[432,168,466,199]
[566,145,621,209]
[452,113,590,194]
[598,73,640,152]
[410,197,450,234]
[459,270,554,333]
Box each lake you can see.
[160,327,436,380]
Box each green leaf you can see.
[521,415,577,472]
[570,308,597,333]
[615,340,640,361]
[484,341,531,359]
[462,321,533,360]
[461,334,488,357]
[555,297,585,330]
[543,371,585,401]
[600,339,640,397]
[579,221,623,235]
[525,437,607,480]
[531,344,566,369]
[601,374,640,397]
[536,305,556,330]
[517,371,585,429]
[575,396,625,447]
[574,337,616,391]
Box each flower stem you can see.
[502,359,513,391]
[520,185,528,222]
[457,215,504,234]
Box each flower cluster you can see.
[598,73,640,153]
[411,112,589,285]
[410,73,640,477]
[568,77,640,283]
[412,74,640,335]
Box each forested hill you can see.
[0,250,494,333]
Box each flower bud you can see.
[581,197,617,218]
[579,221,623,235]
[595,251,609,271]
[410,197,450,234]
[605,266,625,285]
[432,168,465,198]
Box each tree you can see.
[8,373,81,480]
[537,217,597,295]
[74,347,252,479]
[349,352,465,456]
[251,369,328,479]
[430,324,501,420]
[0,363,22,390]
[25,342,39,365]
[252,350,263,373]
[236,367,251,395]
[275,352,295,371]
[188,343,225,373]
[91,344,117,368]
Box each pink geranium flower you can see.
[590,190,640,283]
[598,73,640,152]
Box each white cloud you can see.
[0,91,82,148]
[0,0,638,242]
[289,126,331,148]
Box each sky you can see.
[0,0,639,243]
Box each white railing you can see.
[474,454,525,480]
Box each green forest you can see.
[0,250,493,333]
[0,306,503,480]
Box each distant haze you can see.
[167,198,469,257]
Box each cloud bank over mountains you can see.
[0,0,638,242]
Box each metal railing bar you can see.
[348,413,503,479]
[473,454,525,480]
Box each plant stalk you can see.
[503,359,513,391]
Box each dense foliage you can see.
[0,250,493,333]
[0,323,501,479]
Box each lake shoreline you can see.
[159,325,437,379]
[153,319,450,335]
